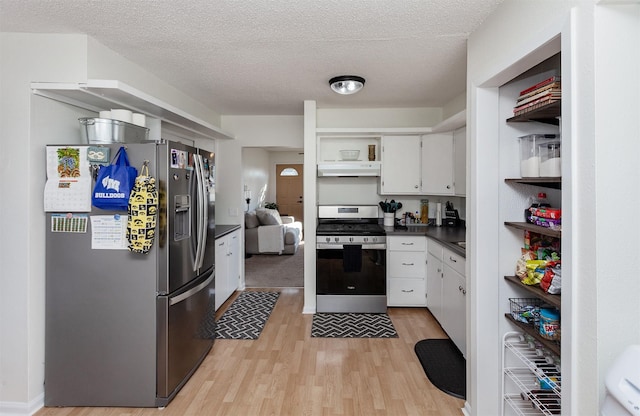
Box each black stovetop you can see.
[316,222,385,236]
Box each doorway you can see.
[276,164,303,223]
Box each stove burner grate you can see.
[316,222,385,236]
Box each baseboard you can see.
[0,393,44,416]
[461,401,472,416]
[302,305,316,314]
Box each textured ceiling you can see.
[0,0,503,115]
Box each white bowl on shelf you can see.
[339,150,360,161]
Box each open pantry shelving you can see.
[501,57,563,415]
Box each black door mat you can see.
[414,339,466,399]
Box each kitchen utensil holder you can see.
[383,212,395,227]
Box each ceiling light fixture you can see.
[329,75,365,95]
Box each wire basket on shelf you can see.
[509,298,544,328]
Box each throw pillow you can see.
[256,208,282,225]
[245,211,259,229]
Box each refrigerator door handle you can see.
[169,270,215,306]
[197,154,209,268]
[193,154,208,270]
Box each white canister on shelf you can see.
[539,141,561,177]
[110,109,133,123]
[132,113,147,127]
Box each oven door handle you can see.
[316,243,387,250]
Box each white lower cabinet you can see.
[215,228,240,310]
[442,263,466,357]
[426,239,466,357]
[387,236,427,306]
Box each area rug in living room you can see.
[215,291,280,339]
[311,313,398,338]
[244,242,304,288]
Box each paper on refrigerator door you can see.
[44,146,92,212]
[90,214,128,249]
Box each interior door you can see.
[276,163,303,222]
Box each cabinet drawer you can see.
[443,247,465,276]
[389,252,426,278]
[389,236,426,251]
[388,278,426,306]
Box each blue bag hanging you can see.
[92,146,138,211]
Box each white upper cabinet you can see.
[421,132,454,195]
[453,127,467,196]
[380,135,422,194]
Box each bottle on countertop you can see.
[420,199,429,224]
[435,203,442,226]
[415,211,420,224]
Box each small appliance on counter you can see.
[444,201,460,227]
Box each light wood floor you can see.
[35,288,464,416]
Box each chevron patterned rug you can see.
[215,291,280,339]
[311,313,398,338]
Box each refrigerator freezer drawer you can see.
[156,268,215,404]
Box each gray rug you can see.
[311,313,398,338]
[244,241,304,288]
[215,291,280,339]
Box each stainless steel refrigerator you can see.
[44,140,216,407]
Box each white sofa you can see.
[245,208,302,255]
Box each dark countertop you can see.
[383,224,466,257]
[215,224,241,239]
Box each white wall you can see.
[242,148,271,211]
[442,92,466,120]
[222,115,303,148]
[467,1,640,415]
[316,107,441,128]
[594,0,640,402]
[0,33,89,414]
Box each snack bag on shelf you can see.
[516,250,536,280]
[523,260,547,285]
[540,262,562,294]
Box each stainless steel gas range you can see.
[315,205,387,313]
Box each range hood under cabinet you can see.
[317,161,381,177]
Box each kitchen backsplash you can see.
[316,177,466,220]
